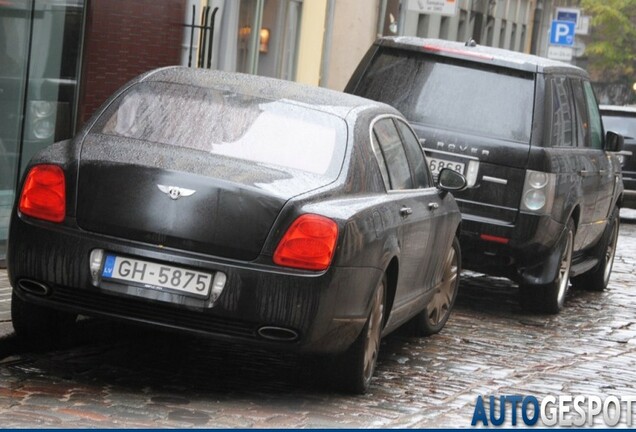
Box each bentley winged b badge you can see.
[157,184,197,200]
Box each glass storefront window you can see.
[0,1,31,263]
[0,0,85,263]
[192,0,301,80]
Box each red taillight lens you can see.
[480,234,509,245]
[273,214,338,271]
[18,164,66,223]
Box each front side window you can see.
[583,81,603,150]
[602,114,636,139]
[98,82,346,177]
[571,79,590,148]
[352,47,535,143]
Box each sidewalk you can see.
[0,269,13,336]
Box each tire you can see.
[334,274,386,394]
[571,207,619,292]
[409,236,460,336]
[520,219,574,314]
[11,292,77,350]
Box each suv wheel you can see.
[571,207,620,292]
[520,219,574,314]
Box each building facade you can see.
[400,0,539,53]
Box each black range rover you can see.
[346,37,624,314]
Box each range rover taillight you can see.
[273,214,338,271]
[18,164,66,223]
[520,170,556,214]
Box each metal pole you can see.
[207,7,219,69]
[377,0,388,38]
[319,0,335,88]
[247,0,264,75]
[188,4,195,67]
[198,6,210,67]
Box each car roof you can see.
[377,37,588,76]
[134,66,401,121]
[600,105,636,115]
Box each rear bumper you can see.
[459,212,566,285]
[8,215,381,354]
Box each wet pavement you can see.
[0,211,634,428]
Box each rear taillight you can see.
[273,214,338,271]
[520,170,556,214]
[18,164,66,223]
[480,234,510,245]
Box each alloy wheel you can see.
[603,218,619,286]
[426,246,458,326]
[556,228,574,306]
[363,280,384,383]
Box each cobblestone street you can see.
[0,212,634,428]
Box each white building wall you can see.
[401,0,536,53]
[323,0,380,90]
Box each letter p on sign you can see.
[550,20,575,46]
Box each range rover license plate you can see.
[102,255,213,297]
[428,157,465,177]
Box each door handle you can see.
[400,207,413,217]
[579,170,592,177]
[428,202,439,210]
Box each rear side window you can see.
[97,82,347,176]
[371,133,391,188]
[395,119,431,188]
[549,77,574,147]
[372,118,413,190]
[352,47,535,143]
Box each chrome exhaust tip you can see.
[17,279,51,297]
[257,326,299,342]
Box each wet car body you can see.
[600,105,636,208]
[347,37,624,313]
[8,67,464,392]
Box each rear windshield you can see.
[97,81,346,176]
[602,114,636,140]
[353,47,535,143]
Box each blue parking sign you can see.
[550,20,575,46]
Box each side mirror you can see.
[605,131,624,152]
[437,168,468,192]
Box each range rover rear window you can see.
[353,47,535,143]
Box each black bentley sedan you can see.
[8,67,465,393]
